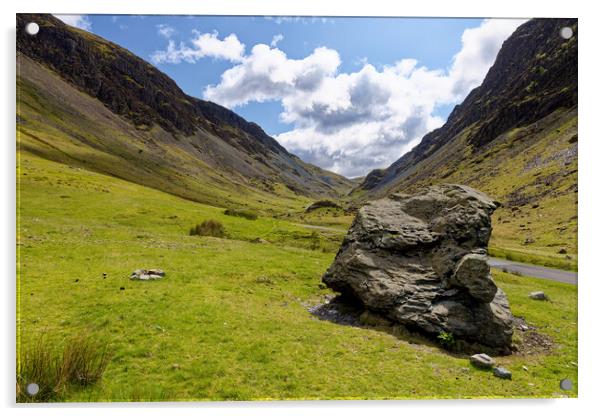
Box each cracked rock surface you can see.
[322,184,514,352]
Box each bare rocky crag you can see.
[323,184,514,353]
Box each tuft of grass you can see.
[59,336,112,386]
[17,335,111,402]
[224,208,258,221]
[189,220,226,238]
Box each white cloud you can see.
[151,31,245,64]
[54,14,92,31]
[157,24,176,39]
[158,19,526,177]
[270,34,284,47]
[203,44,341,107]
[447,19,527,98]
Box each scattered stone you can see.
[560,379,573,390]
[322,184,513,352]
[522,365,529,371]
[524,237,535,244]
[470,353,496,369]
[529,291,547,301]
[493,367,512,379]
[250,237,268,244]
[519,324,529,331]
[130,269,165,280]
[171,363,180,370]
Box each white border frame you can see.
[3,1,600,415]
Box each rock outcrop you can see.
[322,184,514,352]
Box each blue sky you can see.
[55,14,525,177]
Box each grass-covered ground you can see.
[17,152,577,401]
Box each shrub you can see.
[437,331,456,349]
[17,335,111,402]
[189,220,226,238]
[223,208,258,220]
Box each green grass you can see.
[489,247,577,271]
[17,151,577,401]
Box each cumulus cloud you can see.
[204,45,340,106]
[151,31,245,64]
[270,34,284,47]
[157,24,176,39]
[156,19,525,177]
[448,19,527,98]
[54,14,92,31]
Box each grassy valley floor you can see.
[17,152,577,401]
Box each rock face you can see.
[322,184,514,352]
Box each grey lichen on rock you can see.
[322,184,514,353]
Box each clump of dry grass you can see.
[224,208,258,220]
[17,335,112,402]
[189,220,226,238]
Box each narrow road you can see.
[488,258,577,285]
[294,223,347,233]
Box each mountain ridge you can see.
[355,18,577,196]
[17,14,353,212]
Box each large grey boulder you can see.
[322,184,514,352]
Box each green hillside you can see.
[17,14,353,215]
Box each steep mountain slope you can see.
[17,14,352,214]
[353,18,577,266]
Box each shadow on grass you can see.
[308,296,550,358]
